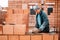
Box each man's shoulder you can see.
[42,11,46,14]
[41,11,47,16]
[40,11,48,19]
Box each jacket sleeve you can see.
[39,12,49,31]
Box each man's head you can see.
[33,6,41,14]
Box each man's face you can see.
[35,9,40,14]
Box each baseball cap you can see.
[33,5,40,10]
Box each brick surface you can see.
[23,9,29,14]
[43,34,53,40]
[6,19,13,24]
[28,0,40,3]
[14,8,19,14]
[17,14,28,24]
[29,15,36,27]
[54,34,58,40]
[14,24,26,35]
[20,35,30,40]
[18,9,23,14]
[5,14,11,24]
[0,25,3,34]
[8,1,22,9]
[7,8,13,14]
[6,14,28,24]
[10,14,17,24]
[17,14,21,22]
[9,35,19,40]
[3,25,13,34]
[17,14,24,24]
[0,35,7,40]
[31,35,42,40]
[6,14,17,24]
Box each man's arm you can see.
[39,12,49,31]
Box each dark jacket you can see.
[36,10,49,33]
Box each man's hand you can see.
[32,28,40,33]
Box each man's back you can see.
[36,10,49,33]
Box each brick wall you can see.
[0,34,58,40]
[0,0,59,40]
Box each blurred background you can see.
[0,0,59,40]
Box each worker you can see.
[32,6,49,33]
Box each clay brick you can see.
[23,9,29,14]
[6,14,17,24]
[54,34,58,40]
[17,14,26,24]
[7,8,13,14]
[6,19,13,24]
[5,14,12,24]
[14,9,18,14]
[9,1,22,9]
[20,35,30,40]
[0,35,7,40]
[17,20,24,24]
[46,0,55,3]
[18,9,23,14]
[28,0,40,3]
[9,14,28,24]
[31,35,42,40]
[17,15,24,24]
[43,34,53,40]
[10,14,17,24]
[14,24,26,35]
[0,25,3,34]
[17,2,22,6]
[9,35,19,40]
[3,25,13,34]
[8,1,16,8]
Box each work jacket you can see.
[36,10,49,33]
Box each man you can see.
[32,6,49,33]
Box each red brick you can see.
[5,14,12,24]
[0,35,7,40]
[7,8,13,14]
[43,34,53,40]
[6,14,28,24]
[3,25,13,34]
[10,14,17,24]
[23,9,29,14]
[8,1,22,9]
[28,0,40,3]
[6,14,17,24]
[17,14,26,24]
[17,15,24,24]
[46,0,55,3]
[14,9,18,14]
[54,34,58,40]
[20,35,30,40]
[6,19,13,24]
[18,9,23,14]
[0,25,3,34]
[31,35,42,40]
[9,35,19,40]
[14,24,26,35]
